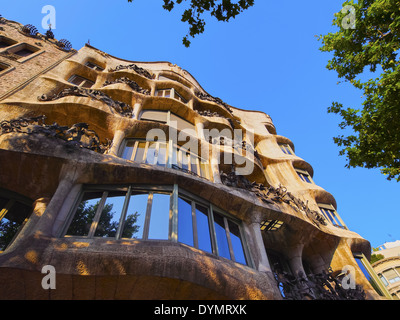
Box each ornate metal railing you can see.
[195,91,233,114]
[220,166,327,227]
[108,63,154,80]
[102,77,150,95]
[274,268,366,300]
[38,86,133,118]
[0,115,111,154]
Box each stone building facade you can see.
[371,241,400,299]
[0,16,382,300]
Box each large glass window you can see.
[318,204,347,229]
[121,193,148,239]
[148,193,171,240]
[354,254,389,298]
[68,75,95,88]
[140,110,168,124]
[0,192,32,252]
[120,139,210,179]
[195,204,212,253]
[63,185,250,266]
[64,187,172,240]
[156,88,187,103]
[178,197,194,247]
[139,109,195,132]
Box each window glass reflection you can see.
[213,212,230,260]
[122,140,135,160]
[178,197,193,246]
[146,142,157,165]
[195,204,212,253]
[134,142,146,163]
[66,191,103,237]
[157,142,168,167]
[228,220,247,265]
[148,193,171,240]
[122,193,148,239]
[0,198,32,251]
[94,191,126,238]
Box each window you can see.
[295,168,313,184]
[383,269,400,285]
[63,185,250,266]
[140,110,168,124]
[0,36,17,49]
[156,88,187,103]
[178,192,249,265]
[279,143,294,155]
[68,75,95,88]
[85,61,104,72]
[380,274,389,286]
[120,139,210,179]
[318,204,346,229]
[139,110,195,132]
[0,191,32,252]
[0,62,11,74]
[64,186,172,240]
[8,43,40,58]
[260,219,284,231]
[177,197,213,253]
[354,254,390,298]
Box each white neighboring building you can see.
[372,240,400,300]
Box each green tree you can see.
[67,200,140,238]
[370,253,384,264]
[128,0,255,47]
[318,0,400,181]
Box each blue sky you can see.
[1,0,399,249]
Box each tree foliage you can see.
[370,253,385,264]
[319,0,400,181]
[128,0,255,47]
[67,200,140,238]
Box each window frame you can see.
[0,189,33,253]
[4,42,43,63]
[139,109,195,131]
[61,184,252,267]
[67,74,95,88]
[354,252,394,299]
[295,168,313,184]
[119,138,210,180]
[0,36,18,49]
[155,88,187,104]
[85,61,104,72]
[318,203,347,229]
[279,143,294,155]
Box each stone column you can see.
[286,244,306,277]
[5,197,51,251]
[108,129,125,157]
[249,221,272,273]
[31,162,85,237]
[132,102,142,120]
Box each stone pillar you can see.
[249,221,272,273]
[132,102,142,120]
[5,197,51,251]
[210,155,221,184]
[108,129,125,157]
[286,244,306,277]
[31,162,85,237]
